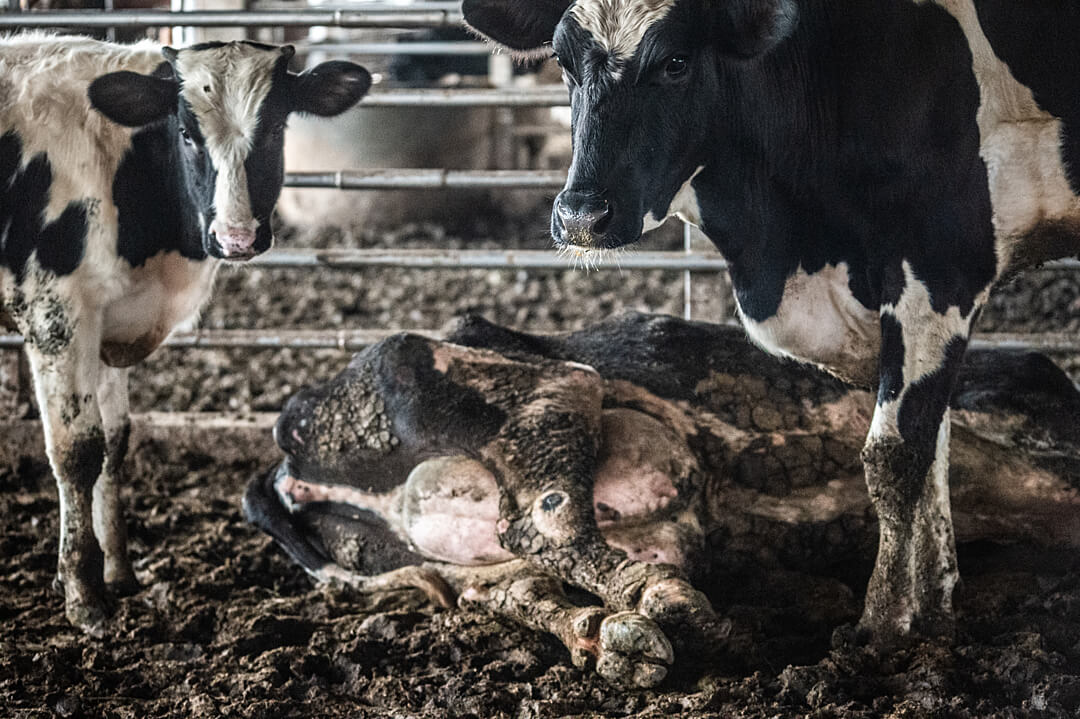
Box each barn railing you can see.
[1,3,1078,427]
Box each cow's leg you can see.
[459,565,674,688]
[493,458,726,677]
[24,323,108,635]
[859,274,977,642]
[93,365,136,594]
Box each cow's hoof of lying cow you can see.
[589,611,673,688]
[638,579,731,662]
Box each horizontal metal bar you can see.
[358,87,568,107]
[284,169,566,190]
[248,248,731,270]
[2,329,1078,353]
[0,9,463,29]
[296,41,493,56]
[0,329,425,351]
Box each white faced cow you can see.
[0,34,370,634]
[460,0,1080,645]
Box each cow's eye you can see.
[179,126,194,145]
[664,55,689,79]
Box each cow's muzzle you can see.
[208,222,262,261]
[552,189,612,248]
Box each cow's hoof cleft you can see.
[594,611,673,688]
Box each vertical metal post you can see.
[683,221,693,320]
[489,53,516,170]
[0,350,20,418]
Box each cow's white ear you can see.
[712,0,798,59]
[290,61,372,117]
[88,71,178,127]
[461,0,571,61]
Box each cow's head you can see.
[462,0,796,253]
[89,41,371,261]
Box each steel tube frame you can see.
[358,88,568,107]
[0,9,463,29]
[2,329,1078,352]
[248,248,731,271]
[296,41,492,56]
[284,169,566,190]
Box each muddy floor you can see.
[2,211,1080,717]
[1,444,1079,718]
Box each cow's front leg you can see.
[859,278,976,642]
[459,564,674,688]
[25,330,108,635]
[93,365,137,594]
[489,408,725,678]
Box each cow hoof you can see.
[106,571,140,598]
[66,599,108,639]
[593,611,673,688]
[638,579,730,661]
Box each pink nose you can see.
[210,223,257,258]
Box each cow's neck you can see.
[113,117,207,268]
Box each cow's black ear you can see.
[88,71,178,127]
[711,0,798,59]
[461,0,571,60]
[290,61,372,117]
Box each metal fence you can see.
[1,1,1078,374]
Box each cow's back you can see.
[0,34,164,313]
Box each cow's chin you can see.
[551,219,644,265]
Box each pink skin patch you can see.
[593,460,677,525]
[402,457,514,565]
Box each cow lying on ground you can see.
[245,312,1080,687]
[458,0,1080,644]
[0,34,370,634]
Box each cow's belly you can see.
[737,264,880,387]
[100,252,218,367]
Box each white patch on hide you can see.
[738,263,880,385]
[173,43,282,233]
[570,0,676,62]
[932,0,1080,271]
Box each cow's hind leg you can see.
[459,565,674,688]
[93,365,137,594]
[860,267,979,643]
[24,316,108,635]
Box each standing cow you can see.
[459,0,1080,644]
[0,34,370,634]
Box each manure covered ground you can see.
[2,210,1079,717]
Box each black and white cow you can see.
[244,312,1080,686]
[0,33,369,634]
[459,0,1080,643]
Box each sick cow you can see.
[245,312,1080,686]
[0,34,370,634]
[459,0,1080,644]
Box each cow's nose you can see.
[554,190,612,242]
[209,222,258,261]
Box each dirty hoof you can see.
[66,598,108,638]
[594,611,673,688]
[638,579,730,660]
[106,569,140,598]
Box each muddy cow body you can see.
[458,0,1080,642]
[0,34,370,634]
[245,312,1080,686]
